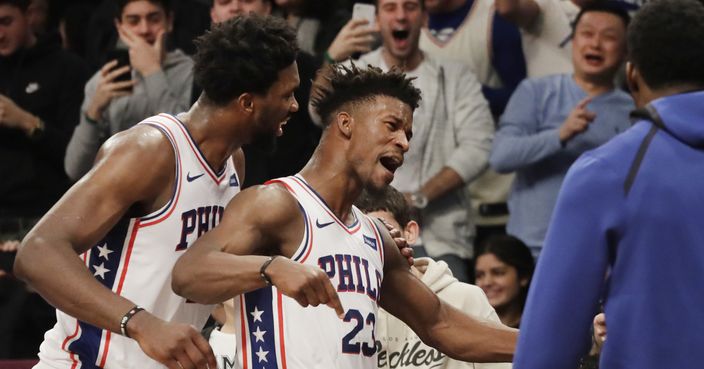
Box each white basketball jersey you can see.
[231,175,385,369]
[521,0,578,78]
[36,114,241,369]
[419,0,502,88]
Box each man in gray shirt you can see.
[65,0,193,180]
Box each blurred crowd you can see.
[0,0,645,365]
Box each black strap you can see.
[629,104,667,131]
[623,104,665,196]
[624,124,659,196]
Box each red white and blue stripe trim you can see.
[265,178,314,263]
[240,288,288,369]
[288,175,361,234]
[159,114,228,185]
[365,215,385,264]
[139,119,183,226]
[64,218,140,368]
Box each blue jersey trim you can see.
[68,321,102,369]
[140,122,181,222]
[243,288,281,369]
[168,114,227,178]
[291,202,311,262]
[292,175,360,230]
[67,218,131,367]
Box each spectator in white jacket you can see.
[356,186,513,369]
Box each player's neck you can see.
[179,100,245,172]
[299,147,361,227]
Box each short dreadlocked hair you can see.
[311,63,422,127]
[194,15,298,106]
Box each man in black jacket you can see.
[0,0,88,243]
[0,0,87,357]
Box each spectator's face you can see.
[0,5,31,57]
[210,0,271,24]
[572,11,627,82]
[118,0,171,45]
[377,0,425,60]
[475,253,526,311]
[248,61,300,153]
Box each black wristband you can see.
[120,305,145,338]
[84,112,99,125]
[323,51,337,64]
[260,256,278,286]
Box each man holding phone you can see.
[323,3,379,64]
[0,0,89,357]
[65,0,194,181]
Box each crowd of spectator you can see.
[0,0,649,365]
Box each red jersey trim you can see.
[97,219,140,367]
[160,114,228,185]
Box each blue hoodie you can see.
[514,90,704,369]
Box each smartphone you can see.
[352,3,376,29]
[105,48,132,83]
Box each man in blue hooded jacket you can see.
[514,0,704,368]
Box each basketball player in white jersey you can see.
[172,64,517,369]
[14,16,301,369]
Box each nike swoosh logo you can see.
[316,219,335,228]
[186,172,205,182]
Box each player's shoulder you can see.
[101,123,172,160]
[226,181,301,223]
[92,121,176,188]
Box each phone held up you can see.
[352,3,376,29]
[105,48,133,86]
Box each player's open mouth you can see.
[277,119,289,136]
[379,155,403,173]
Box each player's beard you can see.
[250,129,278,154]
[362,178,390,197]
